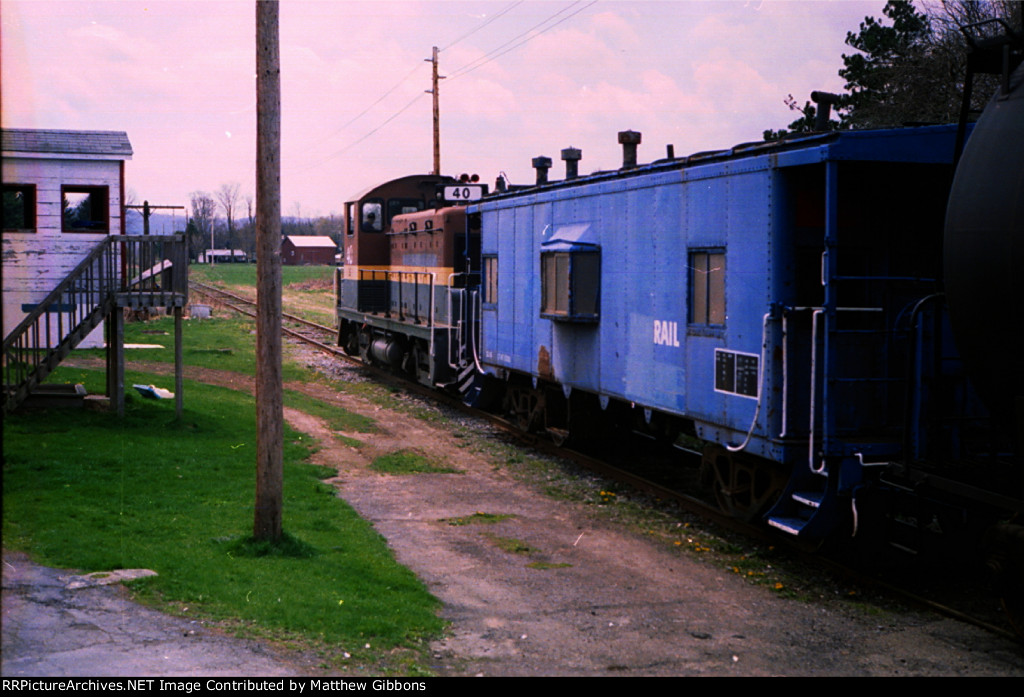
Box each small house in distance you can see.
[281,235,337,265]
[2,129,132,347]
[199,249,248,264]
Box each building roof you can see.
[2,129,133,159]
[283,235,337,248]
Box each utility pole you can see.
[426,46,443,176]
[125,201,186,235]
[254,0,283,543]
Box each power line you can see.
[292,0,597,172]
[292,61,427,162]
[440,1,524,52]
[300,92,427,171]
[447,0,598,82]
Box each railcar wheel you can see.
[703,445,787,523]
[505,383,542,433]
[547,427,570,447]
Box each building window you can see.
[483,256,498,305]
[62,186,109,232]
[540,249,600,322]
[690,250,725,325]
[2,184,36,231]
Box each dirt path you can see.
[21,355,1024,676]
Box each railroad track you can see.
[187,279,1022,643]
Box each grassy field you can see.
[1,282,446,674]
[191,263,337,327]
[190,263,334,289]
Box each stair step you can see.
[767,516,809,536]
[792,490,825,508]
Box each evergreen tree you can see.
[764,1,1021,139]
[839,0,936,128]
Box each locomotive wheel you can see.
[705,446,786,523]
[341,327,359,356]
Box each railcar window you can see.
[62,186,109,233]
[361,200,383,232]
[3,184,36,231]
[484,256,498,305]
[541,250,600,322]
[690,250,725,325]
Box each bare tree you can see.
[188,191,217,261]
[216,182,242,258]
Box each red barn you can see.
[281,235,337,265]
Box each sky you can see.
[2,0,888,218]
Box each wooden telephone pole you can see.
[254,0,283,542]
[427,46,443,176]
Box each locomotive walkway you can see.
[4,356,1023,677]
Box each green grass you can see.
[81,314,312,382]
[283,389,377,435]
[442,512,514,526]
[190,263,333,288]
[2,367,444,671]
[482,533,537,555]
[369,449,461,474]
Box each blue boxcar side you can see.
[475,125,964,474]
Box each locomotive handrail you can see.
[356,268,434,327]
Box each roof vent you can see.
[561,147,582,180]
[532,156,553,185]
[618,130,642,168]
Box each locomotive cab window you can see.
[690,250,725,325]
[345,202,356,235]
[388,198,423,224]
[540,248,600,322]
[361,200,383,232]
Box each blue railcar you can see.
[471,124,1017,537]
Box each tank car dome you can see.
[944,62,1024,417]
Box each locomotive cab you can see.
[336,175,483,394]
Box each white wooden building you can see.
[2,129,132,347]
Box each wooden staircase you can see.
[3,235,188,413]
